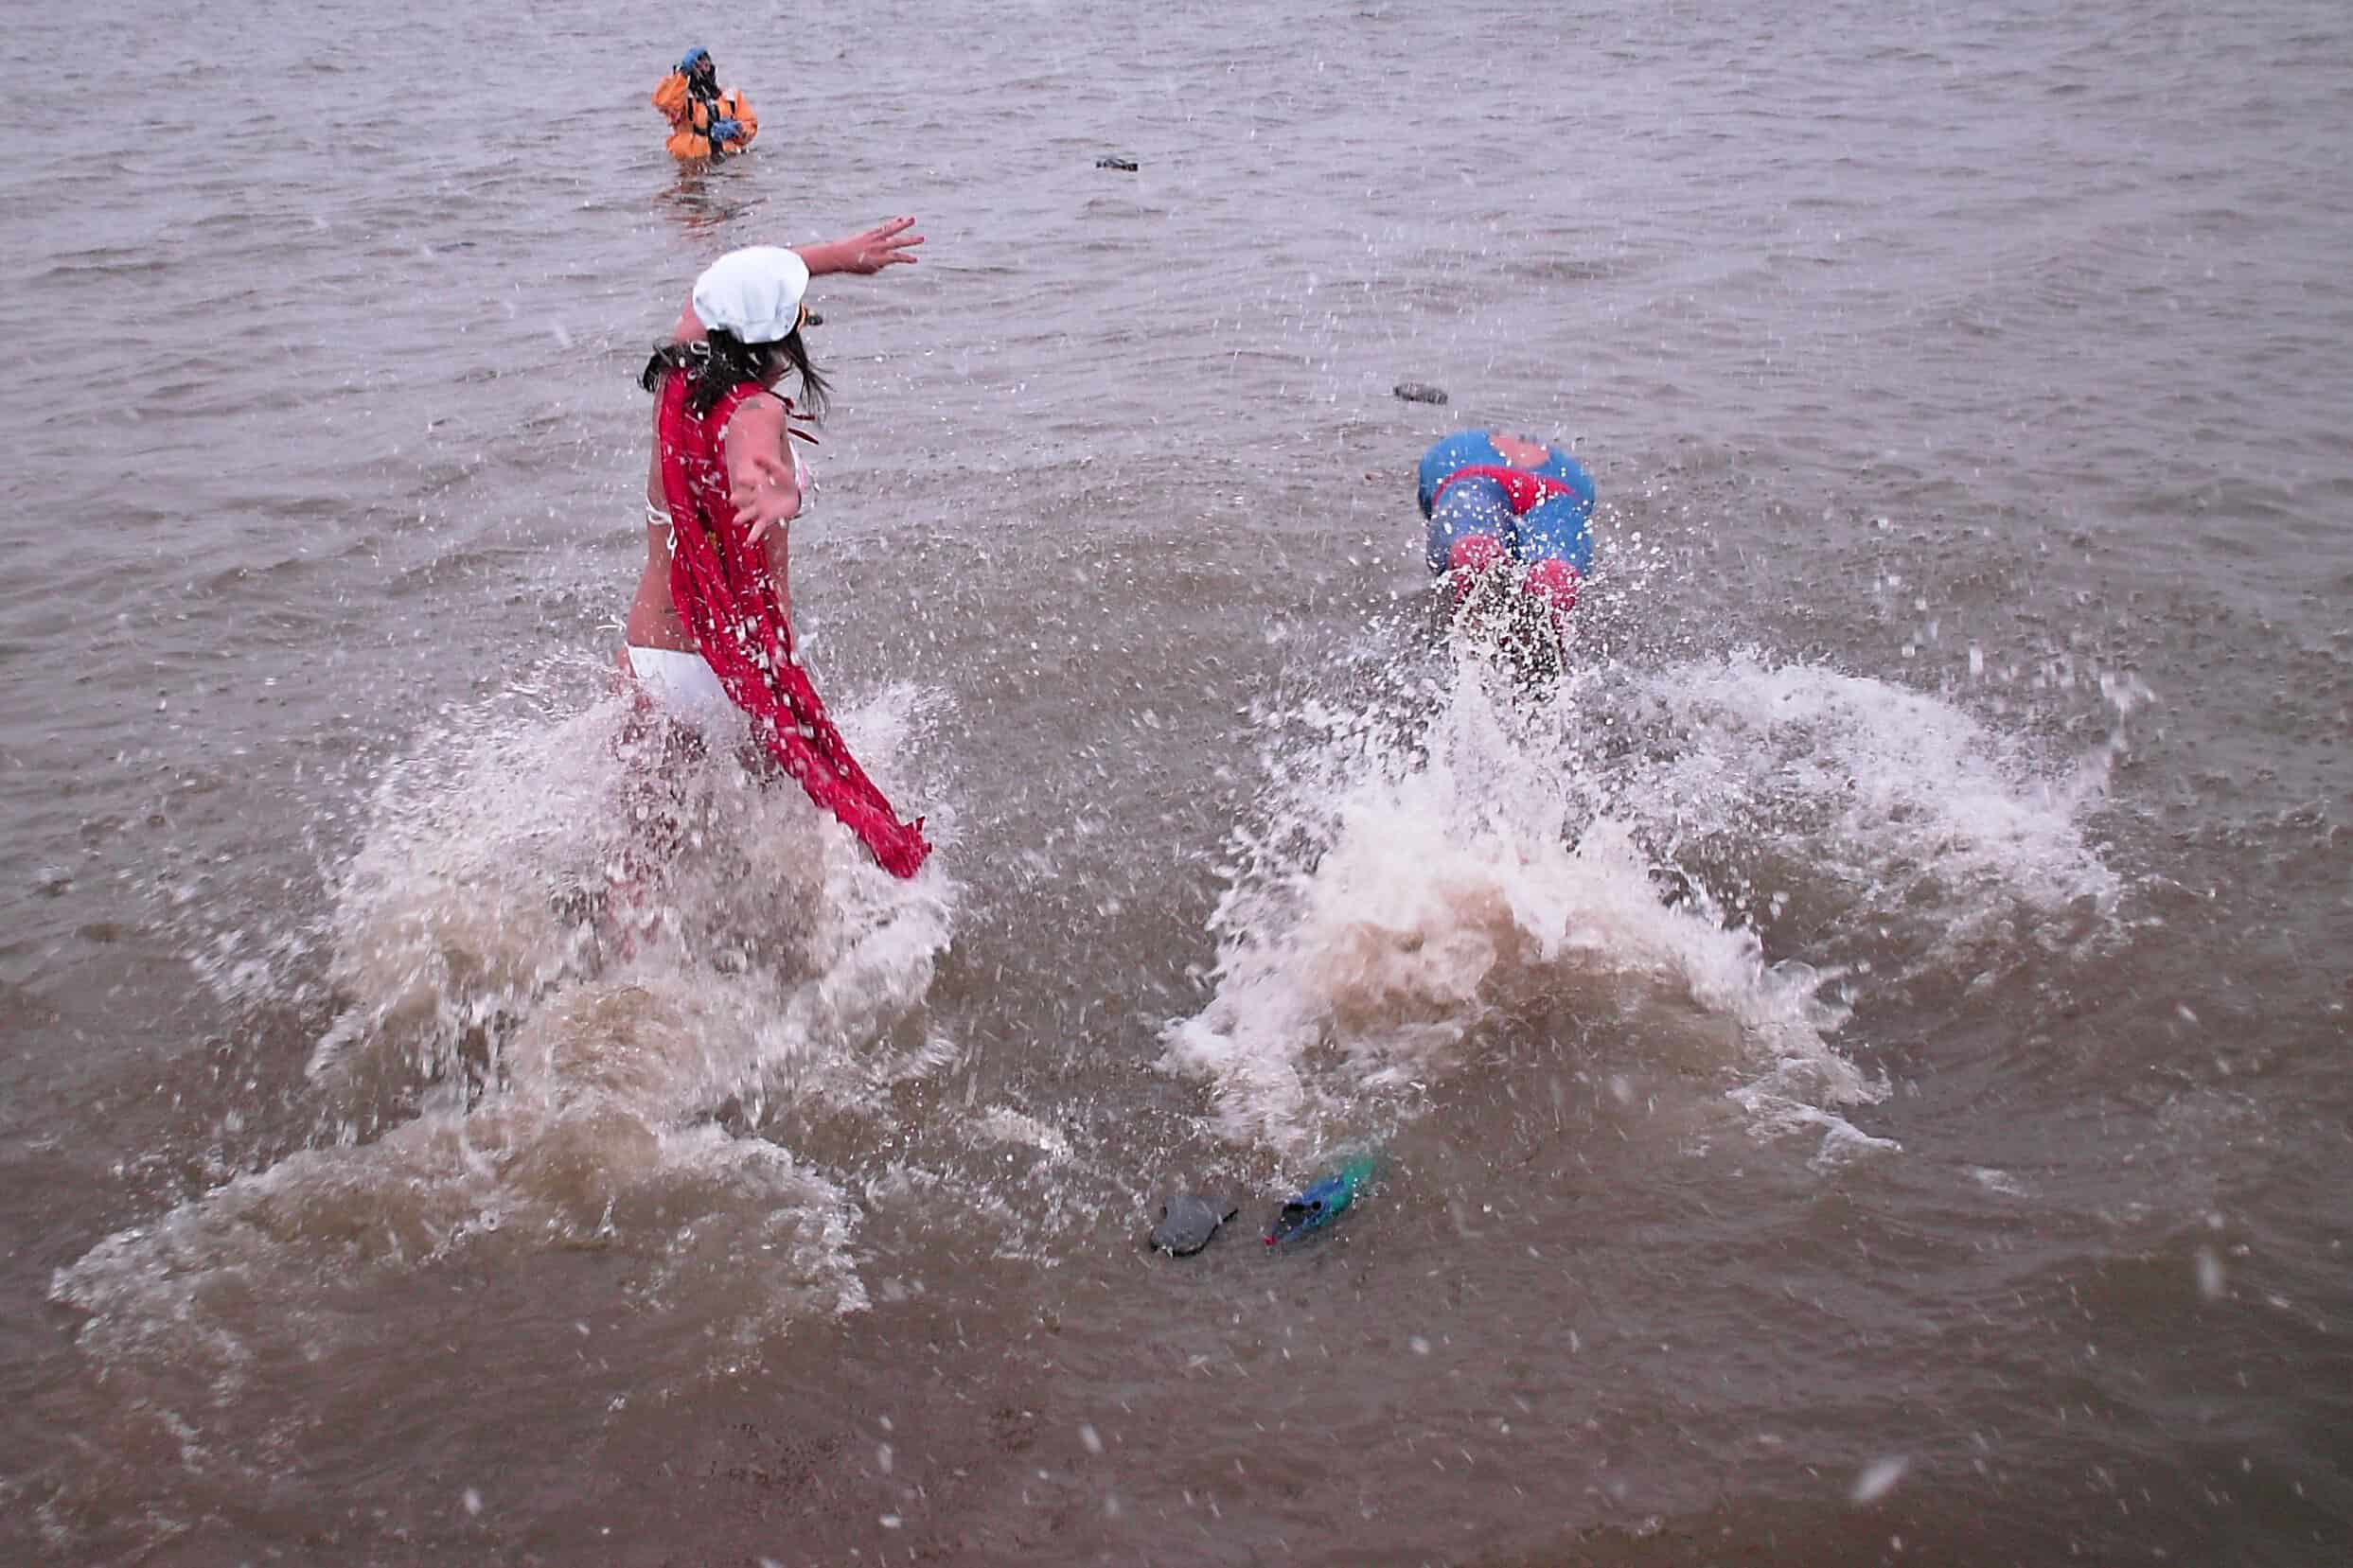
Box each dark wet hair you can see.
[640,326,830,421]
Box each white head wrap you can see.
[690,246,811,344]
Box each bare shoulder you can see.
[719,390,787,442]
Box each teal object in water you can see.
[1265,1154,1378,1246]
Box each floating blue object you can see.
[1265,1154,1378,1246]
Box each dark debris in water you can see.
[1096,155,1140,172]
[1393,381,1449,405]
[1149,1193,1237,1257]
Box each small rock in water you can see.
[33,866,73,896]
[1393,380,1449,405]
[1149,1192,1237,1257]
[1096,155,1140,171]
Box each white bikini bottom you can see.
[625,645,740,731]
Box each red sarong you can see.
[654,371,931,879]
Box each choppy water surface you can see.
[4,0,2351,1562]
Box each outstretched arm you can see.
[795,217,924,275]
[668,218,924,341]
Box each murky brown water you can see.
[5,1,2352,1562]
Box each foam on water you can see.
[53,680,957,1420]
[1604,649,2128,967]
[1164,637,2126,1162]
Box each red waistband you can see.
[1434,465,1577,515]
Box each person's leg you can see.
[1427,474,1517,593]
[1515,491,1594,625]
[606,649,729,961]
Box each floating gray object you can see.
[802,310,824,328]
[1393,381,1449,405]
[1150,1193,1238,1257]
[1096,155,1140,172]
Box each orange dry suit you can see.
[653,72,758,161]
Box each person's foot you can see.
[1493,587,1566,686]
[1521,557,1581,630]
[1446,532,1510,601]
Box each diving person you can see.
[1418,428,1596,630]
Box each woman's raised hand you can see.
[832,217,924,274]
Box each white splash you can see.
[1606,650,2122,955]
[1166,643,2120,1160]
[55,683,955,1406]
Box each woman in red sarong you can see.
[620,221,931,879]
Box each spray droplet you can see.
[1850,1456,1909,1504]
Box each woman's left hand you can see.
[829,217,924,273]
[732,449,802,544]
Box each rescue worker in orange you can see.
[653,46,758,162]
